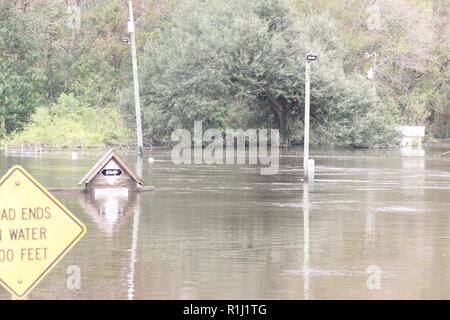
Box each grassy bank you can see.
[3,94,133,150]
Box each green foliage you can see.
[293,0,449,139]
[1,0,447,147]
[67,1,128,107]
[13,94,132,148]
[140,0,396,147]
[0,0,46,136]
[1,0,169,145]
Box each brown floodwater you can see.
[0,144,449,299]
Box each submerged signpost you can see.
[0,166,86,299]
[303,53,317,182]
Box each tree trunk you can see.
[269,99,291,147]
[279,109,291,147]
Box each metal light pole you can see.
[303,53,317,182]
[128,0,144,158]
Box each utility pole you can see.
[303,53,317,182]
[128,0,144,158]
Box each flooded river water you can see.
[0,145,449,299]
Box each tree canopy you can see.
[140,0,397,147]
[0,0,448,147]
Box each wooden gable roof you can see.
[78,149,144,186]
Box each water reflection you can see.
[303,183,311,299]
[0,147,449,299]
[81,191,137,237]
[127,157,143,300]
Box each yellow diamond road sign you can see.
[0,165,86,298]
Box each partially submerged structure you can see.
[398,126,426,157]
[78,149,144,192]
[398,126,425,148]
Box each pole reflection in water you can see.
[303,182,311,300]
[127,194,140,300]
[365,170,377,247]
[127,157,143,300]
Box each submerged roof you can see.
[78,149,144,186]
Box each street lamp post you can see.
[303,53,317,182]
[128,1,144,158]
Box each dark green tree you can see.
[140,0,395,147]
[0,0,45,136]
